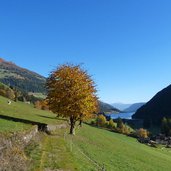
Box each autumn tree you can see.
[46,64,98,134]
[35,100,49,110]
[136,128,148,138]
[108,119,116,129]
[96,115,107,127]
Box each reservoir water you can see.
[105,112,135,119]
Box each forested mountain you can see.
[99,101,120,113]
[124,103,145,112]
[0,58,46,93]
[132,84,171,127]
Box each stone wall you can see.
[47,123,67,132]
[0,123,68,171]
[0,126,38,171]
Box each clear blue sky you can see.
[0,0,171,103]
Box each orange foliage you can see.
[34,100,49,110]
[46,64,98,134]
[136,128,148,138]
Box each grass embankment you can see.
[0,96,63,133]
[27,124,171,171]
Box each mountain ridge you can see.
[124,102,145,112]
[132,84,171,127]
[99,101,120,113]
[0,58,46,93]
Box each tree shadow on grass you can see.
[36,114,56,120]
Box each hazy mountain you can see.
[99,101,120,113]
[132,84,171,127]
[111,103,132,111]
[0,58,46,93]
[124,103,145,112]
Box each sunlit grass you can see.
[0,118,31,133]
[0,96,63,124]
[27,124,171,171]
[0,96,64,133]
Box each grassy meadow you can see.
[0,96,63,133]
[1,95,171,171]
[0,118,31,133]
[27,124,171,171]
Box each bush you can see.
[108,119,116,129]
[117,118,124,129]
[91,120,96,125]
[136,128,148,138]
[96,115,106,127]
[94,116,133,136]
[115,119,132,135]
[0,83,15,100]
[161,117,171,136]
[34,100,49,111]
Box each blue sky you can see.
[0,0,171,103]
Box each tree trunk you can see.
[69,117,75,135]
[79,114,83,127]
[79,119,83,127]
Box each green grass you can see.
[0,118,31,133]
[27,124,171,171]
[26,128,96,171]
[72,125,171,171]
[0,96,64,133]
[0,96,63,124]
[1,95,171,170]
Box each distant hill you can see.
[0,58,46,93]
[99,101,120,113]
[111,103,132,111]
[132,84,171,127]
[124,103,145,112]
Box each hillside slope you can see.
[29,124,171,171]
[99,101,120,113]
[133,84,171,126]
[1,95,171,170]
[124,102,145,112]
[0,95,62,133]
[0,58,46,93]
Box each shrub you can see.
[34,100,49,110]
[96,115,106,127]
[136,128,148,138]
[161,117,171,136]
[91,120,96,125]
[108,119,116,129]
[115,119,132,135]
[117,118,124,129]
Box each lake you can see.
[105,112,135,119]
